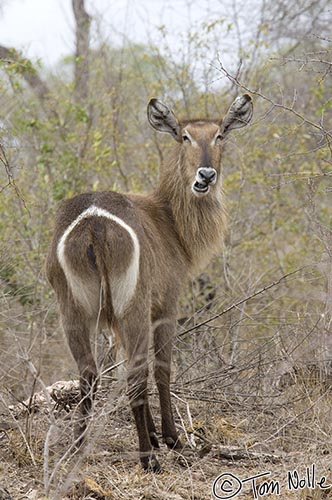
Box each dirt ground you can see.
[1,374,332,500]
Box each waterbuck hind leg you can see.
[60,305,98,445]
[121,309,161,472]
[146,402,160,449]
[130,396,161,472]
[153,318,182,450]
[75,364,98,445]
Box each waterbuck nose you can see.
[198,167,217,184]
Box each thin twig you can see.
[215,57,332,143]
[0,141,30,213]
[178,267,306,338]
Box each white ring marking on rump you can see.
[57,205,140,317]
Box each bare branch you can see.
[0,141,29,212]
[178,267,306,338]
[216,57,332,143]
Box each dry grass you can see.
[1,282,332,499]
[1,371,332,500]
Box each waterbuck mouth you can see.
[192,180,210,194]
[192,167,217,197]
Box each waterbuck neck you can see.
[154,147,227,270]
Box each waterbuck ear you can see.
[221,94,253,135]
[147,98,181,142]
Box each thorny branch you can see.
[215,57,332,150]
[178,267,306,338]
[0,141,14,190]
[0,141,29,212]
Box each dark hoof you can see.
[141,453,162,473]
[164,436,183,450]
[149,432,160,449]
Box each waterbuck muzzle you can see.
[192,167,217,196]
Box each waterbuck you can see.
[46,94,253,472]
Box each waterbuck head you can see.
[147,94,253,198]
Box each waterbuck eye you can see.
[216,134,223,141]
[182,134,191,143]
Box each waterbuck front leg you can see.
[120,307,161,472]
[60,304,98,444]
[153,317,182,450]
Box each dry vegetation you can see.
[1,0,332,498]
[1,368,332,499]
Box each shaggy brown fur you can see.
[46,95,253,472]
